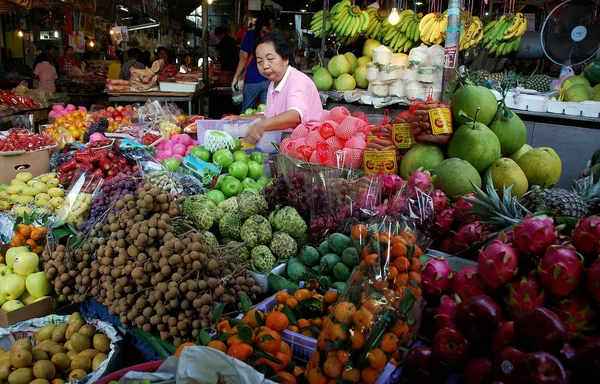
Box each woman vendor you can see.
[225,33,323,144]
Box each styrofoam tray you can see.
[505,91,550,112]
[158,81,198,93]
[547,99,600,118]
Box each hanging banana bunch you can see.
[481,12,527,57]
[459,12,484,51]
[330,1,370,39]
[419,11,448,45]
[378,9,422,53]
[364,7,388,39]
[310,10,333,38]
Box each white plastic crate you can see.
[547,99,600,118]
[505,92,549,112]
[247,262,287,294]
[158,81,198,93]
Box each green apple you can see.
[249,152,264,164]
[229,161,249,180]
[206,190,226,205]
[245,108,255,115]
[256,176,270,188]
[1,300,24,312]
[6,246,28,269]
[232,150,249,163]
[20,290,36,305]
[232,137,241,151]
[243,187,259,195]
[241,178,258,190]
[0,265,13,277]
[247,161,263,180]
[220,176,242,197]
[0,274,25,300]
[214,175,225,190]
[162,158,180,172]
[190,146,211,162]
[26,272,51,298]
[212,149,234,168]
[257,104,266,112]
[0,184,8,191]
[13,252,39,276]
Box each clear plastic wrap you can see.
[55,170,102,227]
[408,93,453,146]
[408,44,430,67]
[363,111,397,174]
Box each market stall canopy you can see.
[168,0,235,22]
[0,0,32,13]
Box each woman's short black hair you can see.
[254,33,295,65]
[254,10,274,33]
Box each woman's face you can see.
[184,56,191,65]
[256,42,288,83]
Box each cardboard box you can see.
[0,148,52,184]
[0,297,54,328]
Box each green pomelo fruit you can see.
[564,84,593,102]
[313,67,334,91]
[484,158,529,197]
[510,144,533,162]
[358,56,371,66]
[451,84,499,125]
[517,147,562,187]
[344,52,359,74]
[400,144,445,179]
[432,158,482,199]
[328,55,352,77]
[489,108,527,155]
[562,75,590,90]
[447,121,501,173]
[353,65,368,89]
[334,74,356,91]
[363,39,382,59]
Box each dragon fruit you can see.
[553,293,596,339]
[453,222,487,250]
[434,209,455,235]
[387,194,410,217]
[451,266,486,301]
[571,216,600,257]
[478,239,520,289]
[433,295,458,329]
[432,189,449,212]
[506,270,545,319]
[421,257,453,296]
[381,174,403,198]
[454,193,477,222]
[538,245,584,297]
[513,216,558,257]
[406,170,432,195]
[585,258,600,302]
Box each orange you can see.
[287,325,300,333]
[353,308,374,332]
[361,299,380,313]
[350,331,366,350]
[241,309,265,328]
[390,235,407,246]
[380,333,399,353]
[302,330,316,338]
[367,348,387,370]
[307,367,328,384]
[323,356,343,378]
[38,226,48,235]
[396,272,409,287]
[361,253,378,267]
[337,350,350,365]
[174,341,196,358]
[297,318,311,330]
[351,224,368,240]
[323,290,340,304]
[255,351,288,372]
[18,225,31,238]
[32,245,44,255]
[293,365,304,377]
[361,367,381,384]
[413,245,423,258]
[394,256,410,272]
[390,242,407,259]
[266,311,289,333]
[277,371,297,384]
[218,320,231,333]
[409,257,421,271]
[10,234,25,247]
[327,323,348,343]
[227,342,254,361]
[408,271,422,285]
[25,239,37,248]
[310,317,323,329]
[333,302,357,325]
[294,289,312,301]
[386,266,399,280]
[285,297,299,309]
[389,320,409,338]
[342,367,361,382]
[279,341,292,360]
[207,340,227,353]
[227,334,243,347]
[29,229,42,241]
[255,328,281,355]
[317,329,329,350]
[275,291,291,304]
[400,231,417,244]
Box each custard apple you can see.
[269,231,298,259]
[187,205,215,230]
[240,214,272,248]
[219,197,239,213]
[237,192,268,220]
[202,231,219,248]
[251,245,276,273]
[213,207,225,222]
[272,206,307,237]
[226,240,251,263]
[219,212,242,239]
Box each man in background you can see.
[58,46,78,76]
[215,26,239,72]
[119,48,146,80]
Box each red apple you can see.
[572,339,600,383]
[432,327,469,368]
[489,321,515,356]
[116,106,125,112]
[403,345,448,384]
[455,295,503,343]
[492,347,524,384]
[463,357,492,384]
[107,106,115,112]
[514,307,567,353]
[514,352,567,384]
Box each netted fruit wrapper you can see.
[307,264,425,383]
[203,130,236,153]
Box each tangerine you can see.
[227,342,254,361]
[342,367,361,382]
[337,350,350,365]
[288,325,300,333]
[297,318,311,330]
[333,302,357,325]
[241,309,265,328]
[293,366,304,377]
[389,320,409,338]
[408,271,422,285]
[380,333,399,353]
[409,257,421,271]
[18,225,31,238]
[294,289,312,301]
[361,299,380,313]
[353,308,374,331]
[279,341,292,360]
[323,356,343,378]
[394,256,410,272]
[275,291,291,304]
[277,371,297,384]
[361,367,381,384]
[255,328,281,355]
[367,348,387,370]
[266,311,289,332]
[400,231,417,244]
[307,367,328,384]
[217,320,231,333]
[25,239,37,248]
[310,317,323,329]
[386,266,399,280]
[390,242,407,258]
[207,340,227,353]
[174,341,196,358]
[30,229,42,241]
[350,330,366,350]
[351,224,368,240]
[285,297,299,309]
[327,323,348,343]
[323,290,340,304]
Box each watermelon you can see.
[583,59,600,85]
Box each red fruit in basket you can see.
[513,216,558,256]
[432,326,469,367]
[586,258,600,302]
[328,106,350,124]
[463,357,493,384]
[305,131,324,149]
[478,239,519,289]
[455,295,502,343]
[490,321,515,356]
[451,266,485,301]
[506,270,545,320]
[514,307,567,353]
[454,193,478,222]
[513,352,567,384]
[571,216,600,256]
[295,145,313,161]
[324,136,344,152]
[403,345,448,384]
[279,138,295,155]
[538,245,584,297]
[433,295,457,330]
[290,124,309,140]
[292,137,306,150]
[492,346,525,384]
[318,121,336,139]
[335,117,359,139]
[421,257,453,297]
[553,292,595,339]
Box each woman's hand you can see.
[243,120,266,144]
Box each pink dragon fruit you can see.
[381,174,403,198]
[478,239,520,289]
[453,222,487,251]
[451,266,486,301]
[433,295,458,329]
[440,235,459,254]
[506,270,546,319]
[421,257,453,296]
[454,193,478,222]
[585,258,600,302]
[571,216,600,257]
[538,245,584,297]
[553,292,596,339]
[406,170,432,195]
[387,194,410,217]
[513,216,558,257]
[432,189,449,212]
[434,209,455,235]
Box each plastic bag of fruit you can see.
[55,170,103,227]
[138,160,184,196]
[332,173,383,235]
[307,168,340,243]
[408,91,453,146]
[363,111,398,174]
[10,114,34,133]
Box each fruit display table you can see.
[107,91,203,115]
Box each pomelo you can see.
[400,144,445,179]
[563,84,593,102]
[517,147,562,187]
[363,39,382,59]
[354,65,368,89]
[432,158,482,199]
[328,55,352,77]
[484,158,529,197]
[450,84,499,125]
[344,52,359,74]
[358,56,371,67]
[334,74,356,91]
[447,121,501,173]
[313,67,334,91]
[489,107,527,155]
[562,75,590,90]
[510,144,533,162]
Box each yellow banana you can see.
[515,19,527,37]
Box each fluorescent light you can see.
[416,2,423,5]
[149,18,156,22]
[118,5,129,12]
[128,23,160,31]
[388,8,400,25]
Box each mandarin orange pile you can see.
[9,223,47,256]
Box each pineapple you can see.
[520,177,600,218]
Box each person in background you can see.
[235,15,251,47]
[119,48,146,80]
[58,46,78,77]
[140,51,151,67]
[116,50,125,64]
[232,10,275,111]
[180,55,193,73]
[33,43,57,70]
[215,26,239,72]
[33,59,57,92]
[156,47,168,63]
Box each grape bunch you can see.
[308,185,338,243]
[78,171,141,232]
[261,176,289,211]
[285,171,311,219]
[83,117,109,143]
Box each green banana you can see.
[483,20,497,33]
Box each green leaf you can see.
[268,274,300,292]
[228,318,245,328]
[281,305,297,326]
[198,329,212,346]
[239,292,252,313]
[260,334,276,342]
[254,349,283,364]
[51,228,73,242]
[213,303,226,323]
[254,310,265,327]
[304,325,321,336]
[398,288,416,314]
[237,325,254,344]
